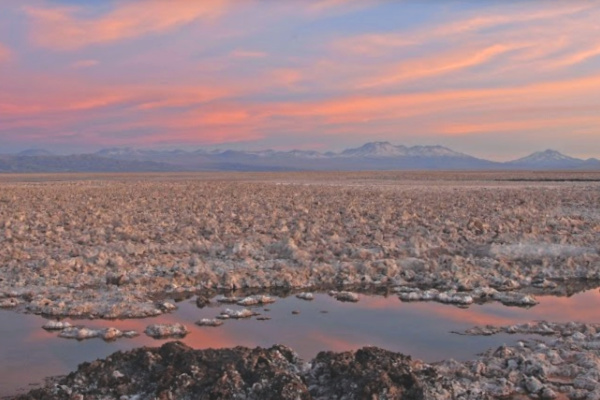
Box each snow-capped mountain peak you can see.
[95,147,142,158]
[340,142,407,157]
[509,149,579,165]
[17,149,55,157]
[339,142,466,158]
[404,145,466,158]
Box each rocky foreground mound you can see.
[17,320,600,399]
[18,342,432,400]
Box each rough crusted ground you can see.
[0,172,599,318]
[16,319,600,399]
[12,341,446,400]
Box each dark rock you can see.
[195,294,211,308]
[105,273,126,286]
[17,342,309,400]
[306,347,426,399]
[16,343,436,400]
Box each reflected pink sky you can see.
[2,289,600,396]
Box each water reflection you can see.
[2,289,599,397]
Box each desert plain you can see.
[1,171,600,399]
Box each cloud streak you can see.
[0,42,12,62]
[25,0,231,50]
[1,1,599,156]
[358,44,523,88]
[70,59,99,69]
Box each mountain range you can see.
[0,142,598,173]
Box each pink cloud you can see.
[549,44,600,68]
[3,67,600,148]
[436,115,600,136]
[3,0,600,155]
[230,49,268,58]
[432,4,594,37]
[307,0,376,14]
[272,68,303,88]
[25,0,232,50]
[332,3,597,59]
[70,59,99,69]
[0,42,12,62]
[358,43,524,88]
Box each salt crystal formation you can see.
[0,175,599,318]
[217,308,258,319]
[42,320,73,330]
[58,326,138,341]
[395,286,538,307]
[42,319,138,340]
[236,295,276,306]
[195,318,223,327]
[296,292,314,301]
[0,298,20,308]
[450,321,600,399]
[329,290,360,302]
[144,323,189,339]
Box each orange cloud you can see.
[230,49,268,58]
[550,44,600,68]
[5,0,600,152]
[272,68,303,88]
[25,0,231,50]
[332,3,597,59]
[437,115,600,136]
[0,42,12,62]
[308,0,372,13]
[0,73,239,117]
[333,33,416,55]
[71,59,99,69]
[4,62,600,148]
[431,4,595,37]
[134,86,237,111]
[167,71,587,139]
[144,72,600,140]
[359,44,522,88]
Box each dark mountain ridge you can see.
[1,143,598,172]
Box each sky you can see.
[1,1,600,160]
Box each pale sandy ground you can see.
[2,171,600,399]
[1,171,599,318]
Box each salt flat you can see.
[1,171,600,399]
[1,171,599,318]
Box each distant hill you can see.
[86,142,498,171]
[506,149,600,170]
[1,143,598,172]
[17,149,55,157]
[0,154,181,173]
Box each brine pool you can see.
[2,289,600,397]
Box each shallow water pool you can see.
[2,289,599,397]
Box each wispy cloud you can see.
[24,0,232,50]
[229,49,267,59]
[550,44,600,68]
[437,115,600,136]
[431,4,594,37]
[3,1,600,156]
[359,43,523,88]
[307,0,374,13]
[332,3,597,60]
[70,59,99,69]
[0,42,12,62]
